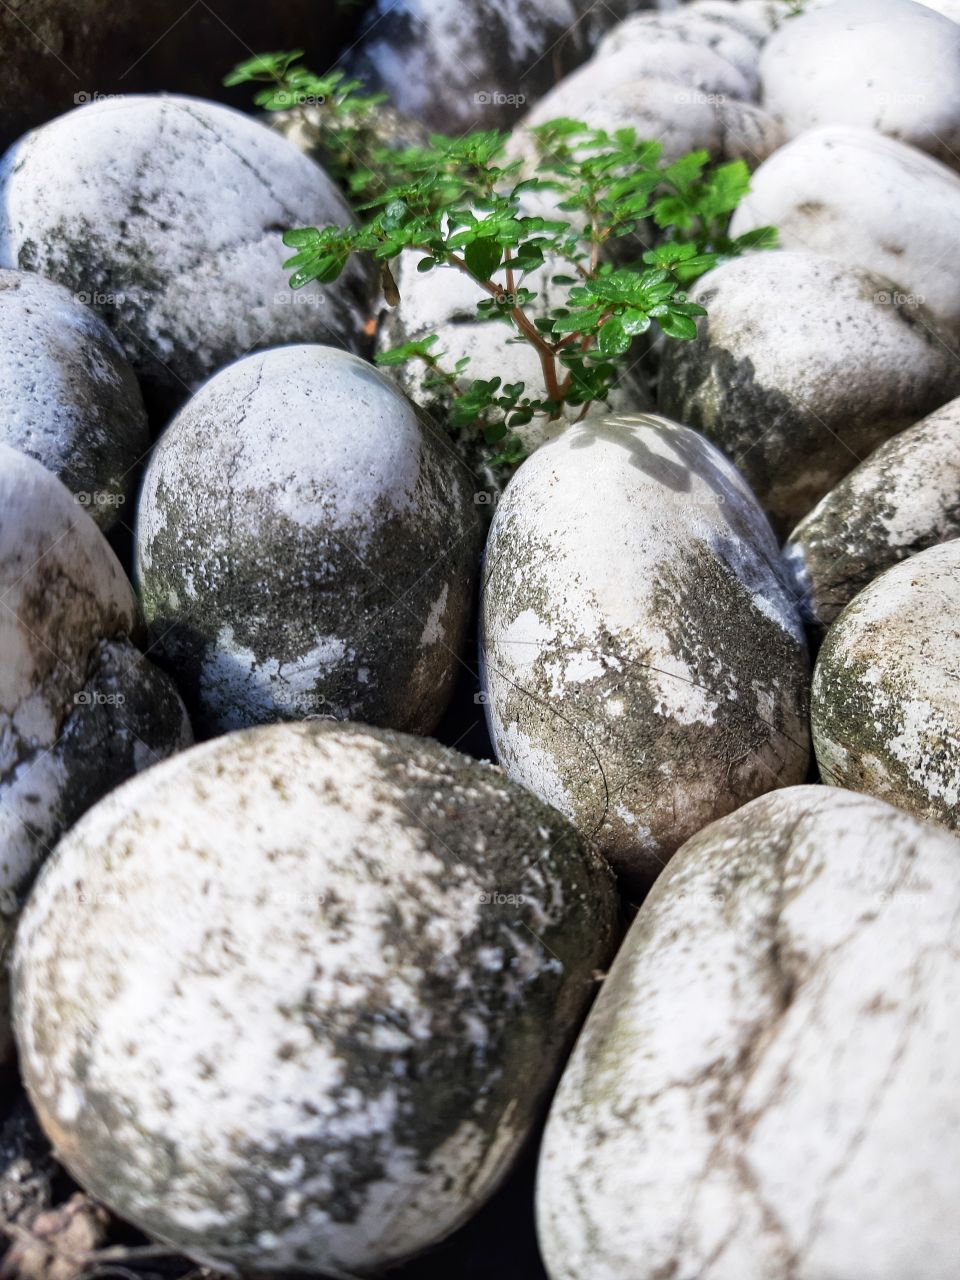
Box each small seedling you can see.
[232,55,777,468]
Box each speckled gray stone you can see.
[0,269,147,529]
[759,0,960,170]
[784,395,960,633]
[730,126,960,336]
[0,95,372,409]
[657,250,960,534]
[344,0,658,134]
[0,444,192,1070]
[595,11,761,97]
[135,344,483,737]
[509,75,783,171]
[479,413,811,891]
[13,719,619,1278]
[812,540,960,829]
[537,784,960,1280]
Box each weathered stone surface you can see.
[595,10,761,97]
[759,0,960,170]
[657,249,960,534]
[537,783,960,1280]
[0,1,370,154]
[13,719,619,1277]
[730,126,960,335]
[784,395,960,633]
[812,540,960,829]
[479,413,810,891]
[344,0,658,134]
[0,444,191,1069]
[510,76,783,170]
[136,345,482,738]
[0,95,372,413]
[0,269,147,529]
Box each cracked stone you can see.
[478,412,810,892]
[12,719,619,1277]
[537,784,960,1280]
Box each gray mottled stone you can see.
[343,0,657,134]
[0,444,192,1070]
[510,76,783,170]
[537,783,960,1280]
[0,95,372,408]
[784,395,960,633]
[657,249,960,534]
[730,126,960,335]
[595,11,761,97]
[0,268,147,529]
[135,345,483,738]
[759,0,960,170]
[13,719,619,1278]
[479,413,811,891]
[812,540,960,829]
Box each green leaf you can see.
[464,237,502,282]
[658,310,700,340]
[597,318,630,356]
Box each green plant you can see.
[225,52,388,187]
[232,55,776,467]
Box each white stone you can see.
[0,444,191,1068]
[596,11,761,96]
[759,0,960,170]
[135,345,482,736]
[730,126,960,335]
[13,719,618,1276]
[812,539,960,829]
[479,412,810,890]
[537,784,960,1280]
[658,249,960,532]
[784,395,960,631]
[0,269,148,528]
[0,95,371,405]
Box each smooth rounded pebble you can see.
[136,345,482,737]
[0,444,191,1068]
[784,395,960,633]
[0,95,372,408]
[730,126,960,335]
[510,76,783,169]
[537,784,960,1280]
[595,11,761,96]
[0,268,148,528]
[344,0,662,133]
[812,540,960,829]
[658,249,960,534]
[13,719,618,1276]
[759,0,960,169]
[479,413,810,891]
